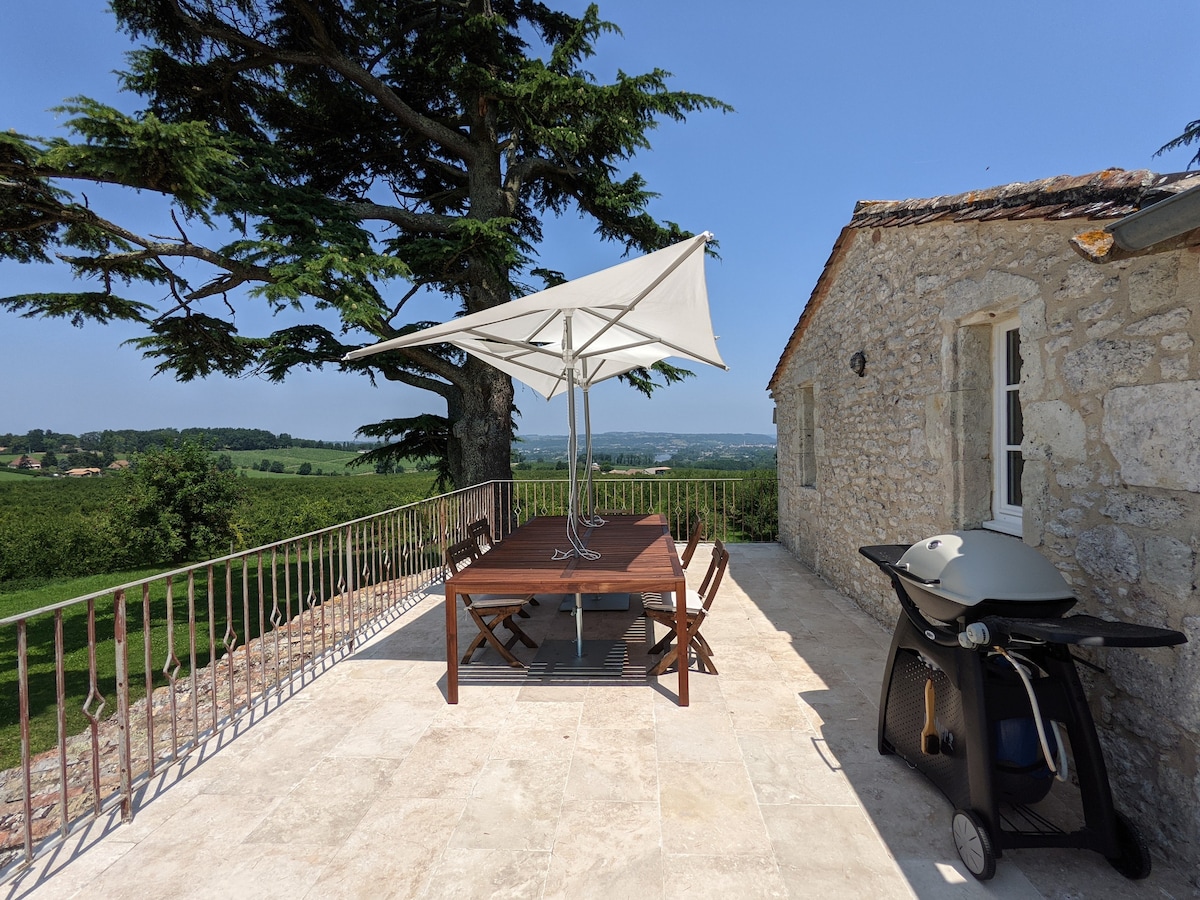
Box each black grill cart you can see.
[860,533,1186,881]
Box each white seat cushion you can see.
[641,589,702,614]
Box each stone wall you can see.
[772,217,1200,877]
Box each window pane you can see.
[1006,328,1022,386]
[1007,451,1024,506]
[1007,390,1023,444]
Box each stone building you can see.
[768,168,1199,878]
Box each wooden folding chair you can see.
[467,517,494,552]
[445,538,537,667]
[640,515,707,607]
[642,539,729,676]
[468,518,539,606]
[679,515,705,570]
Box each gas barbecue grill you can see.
[860,531,1186,881]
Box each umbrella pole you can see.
[575,592,583,657]
[560,315,599,563]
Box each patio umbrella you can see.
[344,229,726,563]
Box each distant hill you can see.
[518,432,774,450]
[2,427,776,470]
[514,432,776,469]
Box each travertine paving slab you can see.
[5,543,1198,900]
[542,799,661,899]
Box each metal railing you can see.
[503,475,778,543]
[0,475,775,877]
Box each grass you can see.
[224,447,433,477]
[1,567,222,771]
[225,447,365,472]
[0,547,406,771]
[0,567,167,620]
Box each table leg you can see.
[674,576,689,706]
[446,584,459,704]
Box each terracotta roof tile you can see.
[1009,203,1067,219]
[848,169,1200,230]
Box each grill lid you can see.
[897,531,1074,609]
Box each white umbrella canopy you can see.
[345,231,724,394]
[344,231,726,557]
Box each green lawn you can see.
[0,548,388,771]
[225,447,364,473]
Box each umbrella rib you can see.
[571,234,710,361]
[580,318,727,370]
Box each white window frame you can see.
[985,318,1023,536]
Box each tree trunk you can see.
[449,356,514,487]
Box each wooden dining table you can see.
[444,514,693,705]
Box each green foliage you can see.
[112,441,246,565]
[353,415,453,491]
[1158,118,1200,168]
[0,470,438,587]
[226,447,364,474]
[0,479,126,582]
[0,2,729,488]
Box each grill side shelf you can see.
[859,544,910,568]
[981,614,1186,648]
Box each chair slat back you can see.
[467,518,493,551]
[445,537,481,575]
[680,515,705,569]
[696,539,729,612]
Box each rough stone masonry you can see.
[770,170,1200,882]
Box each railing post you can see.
[17,620,33,867]
[114,589,133,823]
[345,525,356,650]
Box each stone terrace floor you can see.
[5,544,1198,899]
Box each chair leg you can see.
[650,623,714,676]
[648,644,680,677]
[465,611,525,667]
[691,636,717,674]
[648,627,673,655]
[501,616,538,648]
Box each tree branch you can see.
[340,199,455,232]
[168,0,477,161]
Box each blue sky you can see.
[2,1,1197,441]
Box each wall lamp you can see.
[849,350,866,377]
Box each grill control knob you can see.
[958,622,991,648]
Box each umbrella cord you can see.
[556,406,600,560]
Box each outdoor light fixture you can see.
[849,350,867,377]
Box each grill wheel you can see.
[952,808,997,881]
